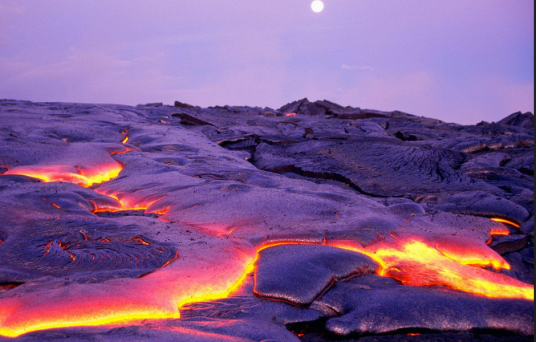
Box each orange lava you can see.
[285,112,297,116]
[364,238,533,301]
[110,148,132,156]
[42,198,61,209]
[132,237,151,245]
[5,163,123,188]
[122,136,129,144]
[0,143,533,337]
[0,245,255,338]
[160,251,179,268]
[93,191,168,215]
[432,237,510,270]
[0,236,534,338]
[491,218,520,228]
[490,227,510,236]
[252,238,531,301]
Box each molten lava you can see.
[490,227,510,236]
[364,238,533,301]
[0,134,533,338]
[491,218,520,228]
[42,198,61,209]
[5,163,123,188]
[0,245,255,338]
[92,191,169,215]
[0,236,533,338]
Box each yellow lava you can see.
[365,239,533,301]
[5,164,122,188]
[491,218,520,228]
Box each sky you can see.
[0,1,533,124]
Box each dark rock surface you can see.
[2,318,300,342]
[254,244,379,306]
[300,332,534,342]
[0,99,533,341]
[312,276,533,336]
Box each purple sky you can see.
[0,1,533,124]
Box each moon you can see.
[311,0,324,13]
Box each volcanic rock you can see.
[498,111,534,129]
[0,99,533,341]
[254,244,379,306]
[313,276,534,336]
[174,100,195,109]
[489,234,530,255]
[431,191,530,224]
[5,318,300,342]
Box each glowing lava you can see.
[92,191,169,215]
[491,218,520,228]
[5,163,123,188]
[3,134,129,187]
[364,238,533,301]
[0,237,533,338]
[0,133,533,337]
[0,244,255,338]
[490,227,510,236]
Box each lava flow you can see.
[4,135,129,187]
[0,243,256,338]
[5,163,122,188]
[0,235,534,338]
[363,238,534,300]
[0,132,533,338]
[92,191,170,215]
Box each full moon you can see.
[311,0,324,13]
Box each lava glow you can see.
[0,138,533,337]
[0,236,534,338]
[491,218,520,228]
[364,238,533,300]
[42,198,61,209]
[0,246,255,338]
[250,239,532,301]
[93,191,169,215]
[5,163,123,188]
[490,226,510,236]
[432,237,510,270]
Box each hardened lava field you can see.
[0,99,533,341]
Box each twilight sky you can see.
[0,1,533,124]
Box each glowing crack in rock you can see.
[491,217,521,228]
